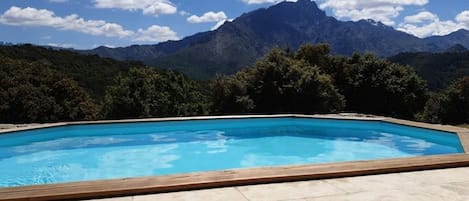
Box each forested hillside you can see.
[0,45,209,123]
[0,56,98,122]
[0,45,140,100]
[389,50,469,90]
[1,44,468,124]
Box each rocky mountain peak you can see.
[273,0,325,17]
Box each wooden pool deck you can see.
[1,114,469,201]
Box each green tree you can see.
[211,48,345,113]
[295,43,331,68]
[0,57,98,123]
[283,44,428,118]
[419,76,469,124]
[102,67,209,119]
[417,93,446,123]
[443,77,469,123]
[210,73,254,113]
[328,54,428,118]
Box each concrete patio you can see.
[86,167,469,201]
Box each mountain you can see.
[83,31,213,62]
[445,44,468,53]
[424,29,469,50]
[80,0,467,79]
[389,50,469,90]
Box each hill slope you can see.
[0,45,144,100]
[388,50,469,90]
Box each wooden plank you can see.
[1,154,469,201]
[458,132,469,153]
[3,114,466,134]
[0,123,67,135]
[383,118,468,133]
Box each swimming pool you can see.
[0,116,464,188]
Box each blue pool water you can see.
[0,117,463,187]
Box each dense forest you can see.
[0,44,468,124]
[389,49,469,90]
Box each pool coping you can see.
[1,114,469,201]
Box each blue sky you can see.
[0,0,468,49]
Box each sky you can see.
[0,0,468,49]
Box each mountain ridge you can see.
[79,0,469,79]
[424,29,469,50]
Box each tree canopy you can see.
[419,76,469,124]
[0,45,141,100]
[0,57,98,123]
[3,44,468,124]
[327,54,428,118]
[293,44,428,119]
[211,48,345,114]
[102,67,209,119]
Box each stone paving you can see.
[86,167,469,201]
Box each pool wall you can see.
[1,114,469,201]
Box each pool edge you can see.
[1,114,469,201]
[1,113,466,133]
[1,154,469,201]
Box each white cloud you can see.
[242,0,281,4]
[456,11,469,25]
[187,11,231,32]
[187,11,228,23]
[133,25,179,42]
[103,44,116,48]
[0,6,182,44]
[398,10,469,38]
[93,0,177,16]
[211,19,233,31]
[0,6,134,38]
[46,43,74,48]
[398,20,460,38]
[179,10,190,16]
[319,0,429,26]
[92,44,117,48]
[403,11,437,24]
[241,0,297,5]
